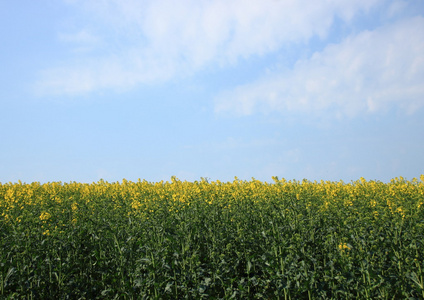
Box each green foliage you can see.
[1,176,423,299]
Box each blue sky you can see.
[1,0,423,183]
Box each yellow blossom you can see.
[338,243,351,251]
[39,212,51,221]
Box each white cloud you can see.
[34,52,177,96]
[215,16,424,117]
[35,0,382,95]
[387,0,408,17]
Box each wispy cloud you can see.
[34,0,382,96]
[215,16,424,118]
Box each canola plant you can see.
[1,176,423,299]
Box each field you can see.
[1,176,423,299]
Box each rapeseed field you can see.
[1,176,423,299]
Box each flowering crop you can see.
[0,176,423,299]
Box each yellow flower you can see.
[395,207,405,219]
[131,201,142,210]
[338,243,351,251]
[39,212,51,221]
